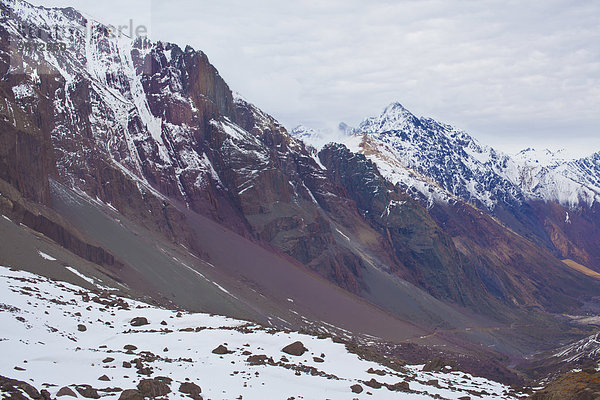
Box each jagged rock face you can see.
[427,201,597,314]
[337,102,600,272]
[526,201,600,270]
[0,0,366,292]
[230,98,366,292]
[319,143,480,306]
[0,30,56,205]
[346,102,600,211]
[318,143,597,314]
[345,103,525,210]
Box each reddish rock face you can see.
[528,201,600,271]
[0,70,56,206]
[319,143,599,315]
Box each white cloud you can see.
[28,0,600,156]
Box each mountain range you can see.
[0,0,599,398]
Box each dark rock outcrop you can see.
[178,382,202,400]
[281,341,308,356]
[75,385,100,399]
[118,389,143,400]
[57,386,77,397]
[130,317,149,327]
[136,377,172,398]
[350,384,363,393]
[0,375,43,399]
[211,345,232,355]
[422,357,455,373]
[530,370,600,400]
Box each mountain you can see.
[2,0,444,347]
[0,0,599,395]
[2,0,494,354]
[328,101,600,273]
[340,102,600,210]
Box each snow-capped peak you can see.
[357,101,422,134]
[514,147,568,167]
[290,125,329,149]
[291,124,320,139]
[320,102,600,210]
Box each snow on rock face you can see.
[552,332,600,364]
[343,105,523,210]
[356,102,423,134]
[500,148,600,208]
[2,0,229,206]
[11,83,35,99]
[513,148,567,168]
[37,250,56,261]
[333,102,600,210]
[0,266,522,399]
[290,124,324,149]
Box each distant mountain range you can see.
[1,0,599,396]
[295,102,600,210]
[293,102,600,272]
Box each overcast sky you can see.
[30,0,600,157]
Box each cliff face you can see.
[318,143,597,315]
[0,32,55,205]
[0,0,369,293]
[318,143,479,306]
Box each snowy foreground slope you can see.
[0,266,523,400]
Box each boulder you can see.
[137,377,172,398]
[364,378,383,389]
[422,357,454,372]
[130,317,149,327]
[75,385,100,399]
[179,382,202,399]
[350,384,363,393]
[56,386,77,397]
[118,389,143,400]
[211,345,232,354]
[387,381,410,392]
[281,341,307,356]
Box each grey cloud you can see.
[29,0,600,156]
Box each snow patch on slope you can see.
[0,266,521,399]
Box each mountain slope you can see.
[321,102,600,271]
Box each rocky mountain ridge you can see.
[297,101,600,211]
[293,102,600,271]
